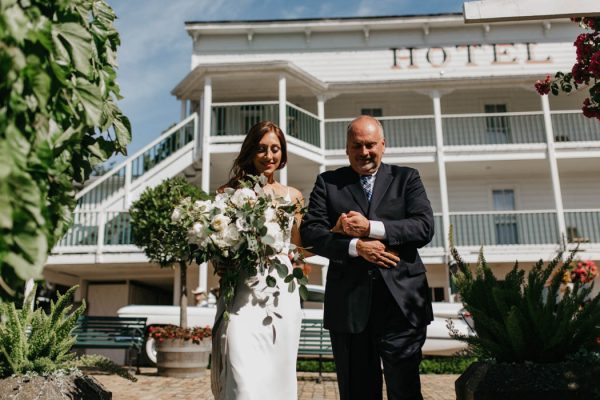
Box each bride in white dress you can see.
[211,121,305,400]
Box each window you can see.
[493,189,518,245]
[485,104,511,144]
[360,108,383,117]
[431,287,446,302]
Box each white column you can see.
[180,99,187,121]
[317,95,326,173]
[541,95,567,246]
[95,210,106,263]
[201,78,212,193]
[278,74,288,185]
[432,91,453,302]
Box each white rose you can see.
[193,222,204,234]
[262,222,284,252]
[264,206,277,223]
[236,217,250,232]
[194,200,213,211]
[171,208,182,222]
[211,214,231,232]
[222,224,240,246]
[230,188,257,208]
[213,194,228,211]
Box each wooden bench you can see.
[72,316,147,373]
[298,318,333,382]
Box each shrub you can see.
[449,243,600,363]
[0,285,85,377]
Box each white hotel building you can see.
[44,13,600,314]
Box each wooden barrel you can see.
[156,338,211,378]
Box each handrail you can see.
[286,101,320,120]
[76,113,198,200]
[449,210,557,216]
[212,101,279,106]
[325,115,434,122]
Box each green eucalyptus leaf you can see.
[266,275,276,288]
[299,284,308,300]
[292,267,304,279]
[287,280,296,293]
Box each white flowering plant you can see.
[172,175,308,320]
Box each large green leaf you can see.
[74,78,103,125]
[52,23,93,75]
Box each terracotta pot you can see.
[156,338,211,378]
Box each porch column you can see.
[201,77,212,193]
[431,90,452,302]
[278,74,288,185]
[180,99,187,121]
[541,95,567,246]
[317,95,326,173]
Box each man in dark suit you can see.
[300,115,434,400]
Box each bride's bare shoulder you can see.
[286,186,304,203]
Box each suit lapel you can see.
[369,163,393,217]
[346,171,369,215]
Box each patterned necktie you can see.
[360,175,374,202]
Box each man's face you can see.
[346,117,385,175]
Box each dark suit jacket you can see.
[300,163,434,333]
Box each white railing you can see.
[76,114,198,210]
[55,210,134,251]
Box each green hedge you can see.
[296,356,476,374]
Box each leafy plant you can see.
[535,17,600,119]
[129,177,209,329]
[0,0,131,299]
[0,285,85,377]
[67,354,137,382]
[449,238,600,363]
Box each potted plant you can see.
[449,236,600,399]
[130,177,211,378]
[0,286,113,399]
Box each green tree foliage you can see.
[0,0,131,298]
[130,177,209,328]
[0,285,85,377]
[450,240,600,363]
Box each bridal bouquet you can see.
[172,175,308,320]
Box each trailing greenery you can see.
[130,177,209,328]
[449,235,600,363]
[0,0,131,300]
[0,285,85,377]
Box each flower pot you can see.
[156,338,211,378]
[455,361,600,400]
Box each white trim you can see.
[212,101,279,106]
[442,111,543,118]
[449,209,557,216]
[464,0,600,23]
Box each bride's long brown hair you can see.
[226,121,288,188]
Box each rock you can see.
[0,372,112,400]
[455,361,600,400]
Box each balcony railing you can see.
[564,210,600,244]
[57,211,134,249]
[426,214,444,248]
[286,103,320,147]
[325,116,435,150]
[551,111,600,142]
[442,112,546,146]
[211,102,279,136]
[450,211,560,246]
[76,114,197,210]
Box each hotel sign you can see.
[390,42,552,69]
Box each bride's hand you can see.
[330,213,347,234]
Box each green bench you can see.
[298,318,333,382]
[73,316,147,373]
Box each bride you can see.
[211,121,305,400]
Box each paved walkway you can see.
[90,368,458,400]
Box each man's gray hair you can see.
[346,115,384,139]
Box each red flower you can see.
[589,52,600,78]
[534,75,552,95]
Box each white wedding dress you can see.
[211,193,302,400]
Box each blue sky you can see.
[107,0,465,162]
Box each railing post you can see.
[96,210,106,262]
[201,78,212,194]
[278,74,288,185]
[317,95,326,172]
[124,160,132,208]
[541,95,567,247]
